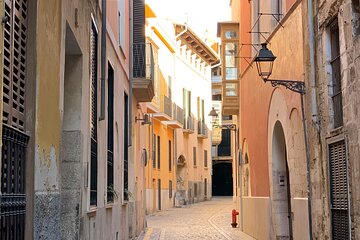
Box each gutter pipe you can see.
[100,0,106,120]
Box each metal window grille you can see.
[329,140,349,239]
[218,129,231,156]
[90,22,98,206]
[1,0,29,239]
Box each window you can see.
[118,0,125,48]
[133,0,145,44]
[204,150,208,168]
[329,140,349,239]
[168,76,172,99]
[169,180,173,198]
[218,129,231,156]
[90,22,98,206]
[168,140,172,171]
[124,93,129,200]
[193,147,197,166]
[225,83,237,96]
[157,136,160,169]
[107,64,114,203]
[224,43,237,80]
[271,0,283,28]
[329,19,343,128]
[152,134,156,168]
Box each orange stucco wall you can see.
[237,1,303,197]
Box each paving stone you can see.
[136,197,255,240]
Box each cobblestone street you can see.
[136,197,255,240]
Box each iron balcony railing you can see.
[133,43,154,82]
[163,95,172,118]
[184,116,195,131]
[172,104,184,125]
[197,121,208,136]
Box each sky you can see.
[146,0,231,41]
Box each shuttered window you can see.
[157,136,160,169]
[3,0,28,131]
[133,0,145,44]
[107,64,114,203]
[152,133,156,168]
[204,150,208,168]
[329,140,349,239]
[193,147,197,166]
[90,21,98,206]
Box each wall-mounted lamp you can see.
[135,114,151,125]
[254,43,305,94]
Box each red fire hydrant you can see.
[231,209,239,228]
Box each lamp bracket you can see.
[212,124,237,131]
[135,114,151,125]
[265,79,305,95]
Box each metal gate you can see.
[1,0,28,239]
[329,140,350,239]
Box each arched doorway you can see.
[212,161,233,196]
[271,121,293,239]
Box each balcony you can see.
[183,115,195,134]
[153,95,172,121]
[132,43,154,102]
[166,104,184,129]
[197,121,208,139]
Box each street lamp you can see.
[208,107,236,131]
[254,43,312,239]
[254,43,305,95]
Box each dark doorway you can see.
[212,162,233,196]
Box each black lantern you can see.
[208,107,219,125]
[254,43,276,81]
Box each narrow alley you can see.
[137,197,254,240]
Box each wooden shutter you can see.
[3,0,28,131]
[133,0,145,44]
[329,140,349,239]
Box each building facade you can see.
[143,6,217,214]
[307,0,360,238]
[0,0,149,239]
[224,0,311,239]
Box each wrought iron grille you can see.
[329,140,349,239]
[1,125,29,240]
[1,0,28,239]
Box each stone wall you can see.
[306,0,360,238]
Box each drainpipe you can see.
[308,0,319,132]
[306,0,316,239]
[99,0,106,120]
[129,0,133,146]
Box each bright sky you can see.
[146,0,231,41]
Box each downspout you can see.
[307,0,316,239]
[100,0,106,120]
[308,0,319,132]
[129,0,133,146]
